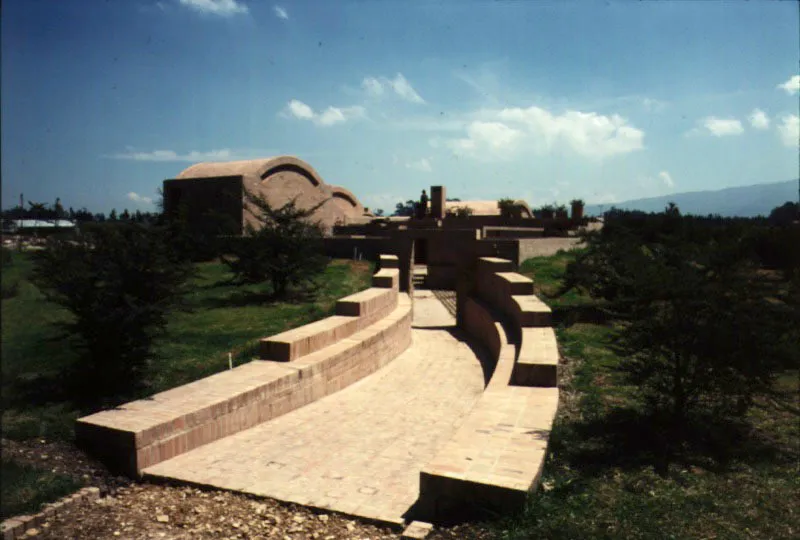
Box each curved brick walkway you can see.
[144,290,487,526]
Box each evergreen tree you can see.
[32,223,193,407]
[223,191,328,298]
[563,210,798,428]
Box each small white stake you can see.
[228,352,233,370]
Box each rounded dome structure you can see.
[165,156,367,234]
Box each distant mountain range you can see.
[585,180,799,218]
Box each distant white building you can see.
[2,219,77,234]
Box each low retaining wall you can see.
[473,257,557,387]
[322,236,390,260]
[475,257,552,329]
[76,261,412,477]
[514,327,559,387]
[418,256,560,520]
[517,237,582,263]
[260,269,399,361]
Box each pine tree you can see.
[223,191,328,298]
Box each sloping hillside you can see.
[586,180,798,217]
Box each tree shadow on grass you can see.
[551,303,611,326]
[198,290,275,308]
[553,406,790,477]
[2,330,78,408]
[194,277,238,291]
[4,370,72,408]
[197,285,322,309]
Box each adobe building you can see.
[444,199,533,218]
[329,185,584,291]
[162,155,583,292]
[162,156,370,235]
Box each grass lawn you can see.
[0,459,81,520]
[1,250,373,441]
[495,249,800,539]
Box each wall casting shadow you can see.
[413,326,495,387]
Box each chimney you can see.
[431,185,446,219]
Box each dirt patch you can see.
[2,438,494,539]
[33,483,401,539]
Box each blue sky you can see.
[2,0,798,214]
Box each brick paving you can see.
[144,290,487,527]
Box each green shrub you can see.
[446,205,474,218]
[223,192,328,299]
[31,223,193,408]
[497,198,516,218]
[563,210,798,427]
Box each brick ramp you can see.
[77,269,406,477]
[142,291,488,527]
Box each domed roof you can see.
[175,156,325,187]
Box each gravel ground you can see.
[2,438,493,539]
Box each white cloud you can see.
[405,158,432,172]
[127,192,154,205]
[284,100,365,126]
[440,105,644,160]
[748,109,770,130]
[361,192,405,213]
[273,5,288,20]
[447,121,524,160]
[110,148,241,162]
[316,106,365,126]
[287,99,314,120]
[641,98,667,113]
[454,70,500,104]
[362,77,384,97]
[390,73,425,104]
[177,0,248,16]
[778,114,799,147]
[494,106,645,158]
[658,171,674,188]
[385,117,466,132]
[361,73,425,104]
[635,171,677,197]
[777,75,800,95]
[139,1,168,13]
[701,117,744,137]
